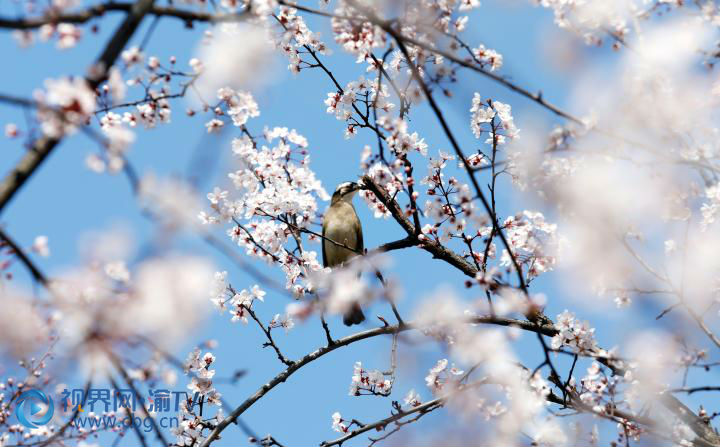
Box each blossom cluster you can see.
[184,349,221,403]
[424,359,464,394]
[174,349,224,446]
[275,6,330,74]
[331,411,348,434]
[348,361,392,396]
[358,161,405,219]
[700,183,720,231]
[551,310,598,354]
[199,90,330,295]
[11,0,85,50]
[324,77,395,140]
[500,211,559,281]
[470,93,519,143]
[35,77,95,138]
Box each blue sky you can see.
[1,1,716,445]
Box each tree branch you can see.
[0,0,156,215]
[197,315,558,447]
[0,2,248,30]
[0,227,48,286]
[109,351,170,447]
[319,383,478,447]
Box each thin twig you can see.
[109,352,170,446]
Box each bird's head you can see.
[331,181,361,204]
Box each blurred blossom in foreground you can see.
[519,18,720,309]
[624,331,680,405]
[0,291,49,357]
[310,254,392,318]
[34,76,95,137]
[411,291,564,444]
[139,173,204,229]
[194,23,276,102]
[49,248,213,371]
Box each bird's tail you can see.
[343,303,365,326]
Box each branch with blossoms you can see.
[227,284,294,367]
[0,228,48,286]
[2,218,695,446]
[0,0,155,214]
[0,2,250,31]
[196,296,692,447]
[5,1,720,447]
[322,380,483,447]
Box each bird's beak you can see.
[349,181,360,192]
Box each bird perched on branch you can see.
[322,181,366,326]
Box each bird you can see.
[322,181,366,326]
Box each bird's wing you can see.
[355,207,364,254]
[321,211,328,268]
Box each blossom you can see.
[349,361,391,396]
[472,45,503,70]
[133,96,171,129]
[269,313,294,332]
[104,261,130,283]
[379,117,427,156]
[332,7,386,62]
[195,24,275,100]
[38,77,95,137]
[403,389,422,407]
[31,235,50,257]
[107,67,126,102]
[210,271,229,313]
[0,291,49,356]
[56,23,81,49]
[425,359,449,392]
[52,0,81,11]
[121,46,144,67]
[218,87,260,127]
[499,211,559,280]
[700,183,720,231]
[201,103,332,296]
[98,112,135,169]
[207,187,228,205]
[202,352,216,367]
[183,349,221,408]
[324,76,395,127]
[358,161,404,219]
[205,118,224,133]
[5,123,19,138]
[312,261,377,318]
[124,256,214,343]
[250,284,266,301]
[459,0,481,11]
[614,292,631,309]
[551,310,598,354]
[138,174,202,227]
[331,412,347,433]
[230,291,252,324]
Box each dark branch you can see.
[0,227,48,286]
[0,0,156,215]
[0,2,248,30]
